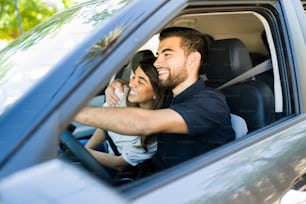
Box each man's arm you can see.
[74,106,188,136]
[105,79,129,106]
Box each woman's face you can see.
[128,66,155,109]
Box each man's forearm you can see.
[74,106,152,136]
[74,106,100,128]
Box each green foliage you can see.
[0,0,77,41]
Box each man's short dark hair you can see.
[159,27,206,65]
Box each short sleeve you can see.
[170,90,230,136]
[120,137,157,166]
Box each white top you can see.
[103,86,157,166]
[230,114,248,139]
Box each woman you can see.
[85,57,163,176]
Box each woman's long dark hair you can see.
[126,57,164,151]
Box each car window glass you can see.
[0,0,130,116]
[63,3,297,191]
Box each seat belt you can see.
[216,59,272,90]
[104,130,121,156]
[104,130,149,180]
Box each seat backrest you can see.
[230,113,248,138]
[205,38,275,133]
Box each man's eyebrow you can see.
[156,48,173,56]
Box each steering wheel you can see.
[60,129,114,185]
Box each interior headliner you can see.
[166,12,267,55]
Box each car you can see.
[0,0,306,203]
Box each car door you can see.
[115,1,306,203]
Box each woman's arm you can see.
[85,128,130,171]
[86,149,129,172]
[85,128,106,150]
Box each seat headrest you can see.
[120,50,154,81]
[130,50,155,72]
[206,38,253,86]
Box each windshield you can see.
[0,0,132,116]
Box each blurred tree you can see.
[0,0,77,42]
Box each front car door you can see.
[119,0,306,203]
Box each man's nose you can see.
[154,56,161,68]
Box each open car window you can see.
[61,2,297,190]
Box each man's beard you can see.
[159,70,188,90]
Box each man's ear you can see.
[187,51,201,69]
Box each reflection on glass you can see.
[81,26,124,64]
[0,0,131,115]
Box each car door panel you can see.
[0,113,60,178]
[127,115,306,203]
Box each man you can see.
[75,27,235,171]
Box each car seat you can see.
[250,31,274,92]
[117,49,155,81]
[205,38,275,133]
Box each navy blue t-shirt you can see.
[152,79,235,170]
